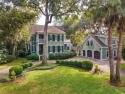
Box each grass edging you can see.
[27,64,58,71]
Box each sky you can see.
[36,15,54,25]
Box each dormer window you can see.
[87,41,89,46]
[90,40,93,46]
[86,40,93,46]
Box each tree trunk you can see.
[108,25,116,83]
[116,30,124,82]
[12,43,17,56]
[42,0,49,65]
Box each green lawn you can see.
[0,58,27,70]
[120,63,125,70]
[0,66,125,94]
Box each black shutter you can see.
[62,46,64,52]
[58,35,60,41]
[58,46,60,52]
[62,35,64,41]
[53,35,55,41]
[35,45,36,52]
[48,35,50,41]
[48,46,50,53]
[53,46,55,53]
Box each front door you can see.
[39,44,43,55]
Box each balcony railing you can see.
[37,39,44,43]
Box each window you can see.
[39,34,44,39]
[60,46,62,52]
[48,34,52,41]
[55,46,58,52]
[86,41,89,46]
[50,46,53,53]
[106,50,109,58]
[32,35,36,42]
[90,40,93,46]
[32,45,36,52]
[112,39,116,44]
[114,50,117,57]
[60,35,62,41]
[55,35,58,41]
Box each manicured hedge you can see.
[27,54,39,61]
[49,52,76,60]
[56,60,93,70]
[9,66,23,76]
[9,62,33,76]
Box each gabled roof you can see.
[81,34,117,48]
[29,25,65,34]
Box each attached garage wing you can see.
[94,51,100,59]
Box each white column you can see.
[100,48,102,60]
[85,50,87,57]
[92,51,94,59]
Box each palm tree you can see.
[91,0,121,83]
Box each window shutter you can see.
[62,46,64,52]
[35,45,36,52]
[48,35,50,41]
[53,35,55,41]
[53,46,55,53]
[58,46,60,52]
[58,35,60,41]
[62,35,64,41]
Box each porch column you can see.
[100,48,102,60]
[85,50,87,57]
[92,51,94,59]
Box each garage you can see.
[83,50,85,56]
[87,50,92,57]
[94,51,100,59]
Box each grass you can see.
[0,58,27,70]
[0,66,125,94]
[120,63,125,70]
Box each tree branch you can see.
[30,2,45,16]
[48,14,53,23]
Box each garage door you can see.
[94,51,100,59]
[87,50,92,57]
[83,50,85,56]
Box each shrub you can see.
[81,60,93,70]
[18,50,26,57]
[10,71,16,80]
[49,52,76,60]
[1,76,11,82]
[27,54,39,61]
[56,60,93,70]
[28,62,33,67]
[9,66,23,76]
[6,55,16,62]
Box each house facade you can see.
[26,25,72,58]
[80,34,118,60]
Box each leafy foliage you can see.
[27,54,39,61]
[49,52,76,60]
[56,60,93,70]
